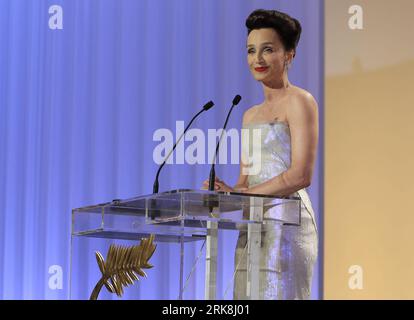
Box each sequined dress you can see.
[233,121,318,300]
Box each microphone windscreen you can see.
[203,101,215,111]
[232,95,242,105]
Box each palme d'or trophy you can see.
[89,234,157,300]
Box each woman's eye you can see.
[247,50,255,54]
[264,47,273,53]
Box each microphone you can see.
[204,95,241,215]
[152,100,214,194]
[208,95,242,192]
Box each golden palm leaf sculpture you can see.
[89,234,157,300]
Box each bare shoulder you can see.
[287,86,318,121]
[290,86,318,107]
[242,104,260,125]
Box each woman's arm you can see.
[233,108,256,191]
[245,93,318,196]
[233,163,249,191]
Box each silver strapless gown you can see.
[233,122,318,300]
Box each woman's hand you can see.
[202,177,235,192]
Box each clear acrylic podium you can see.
[70,189,301,300]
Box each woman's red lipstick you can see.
[254,67,269,72]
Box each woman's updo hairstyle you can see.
[246,9,302,57]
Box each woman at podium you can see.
[203,9,318,299]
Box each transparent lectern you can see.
[70,189,301,300]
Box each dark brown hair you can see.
[246,9,302,55]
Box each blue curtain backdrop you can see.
[0,0,324,299]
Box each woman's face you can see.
[246,28,290,83]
